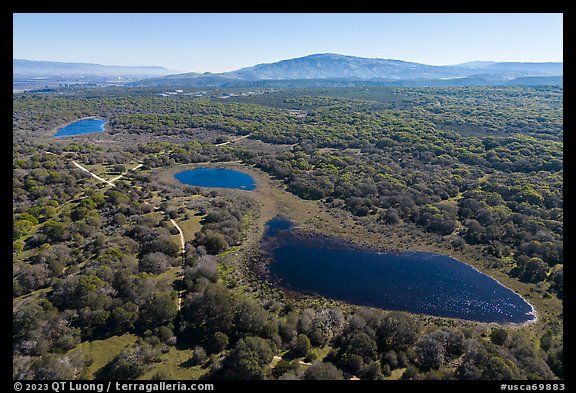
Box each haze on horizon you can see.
[13,13,563,73]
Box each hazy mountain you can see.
[17,55,561,89]
[455,61,499,69]
[222,54,563,80]
[482,62,563,75]
[13,59,179,78]
[132,53,562,87]
[222,53,462,80]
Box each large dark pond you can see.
[53,118,107,137]
[265,217,535,324]
[175,168,256,190]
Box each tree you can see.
[141,236,181,258]
[29,352,86,380]
[13,240,24,253]
[105,190,129,206]
[138,293,177,329]
[415,337,446,371]
[377,312,420,351]
[13,219,35,240]
[291,334,312,358]
[139,252,174,274]
[379,209,400,225]
[50,274,113,311]
[181,283,235,335]
[446,330,466,359]
[107,344,160,379]
[336,330,378,373]
[279,312,298,344]
[16,311,81,356]
[190,346,207,365]
[221,337,274,380]
[382,351,398,370]
[13,298,58,339]
[42,220,68,242]
[303,361,344,380]
[232,300,268,339]
[401,365,419,380]
[490,328,508,346]
[451,236,466,250]
[549,265,563,298]
[540,330,553,351]
[272,360,299,379]
[463,219,485,244]
[113,164,127,173]
[198,231,229,255]
[362,361,385,380]
[520,257,549,282]
[303,308,344,346]
[297,309,315,334]
[208,332,229,353]
[33,244,71,275]
[108,302,139,334]
[482,356,516,380]
[184,260,218,289]
[547,347,563,379]
[304,352,317,363]
[19,212,39,225]
[114,212,128,225]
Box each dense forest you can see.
[13,86,562,380]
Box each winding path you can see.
[109,163,143,183]
[170,218,185,254]
[214,133,251,146]
[272,355,311,366]
[169,218,186,311]
[142,203,186,311]
[72,161,116,186]
[72,161,144,186]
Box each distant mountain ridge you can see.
[223,53,451,80]
[479,62,563,75]
[132,53,562,87]
[14,54,563,88]
[221,53,563,80]
[13,59,179,78]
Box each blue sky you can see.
[13,13,563,72]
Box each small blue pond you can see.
[53,118,107,137]
[265,217,535,324]
[175,168,256,190]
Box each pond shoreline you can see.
[52,117,107,138]
[258,221,538,327]
[174,167,256,190]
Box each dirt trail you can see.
[271,355,311,366]
[106,163,145,183]
[72,161,116,186]
[73,161,144,185]
[215,133,251,146]
[71,159,186,312]
[169,218,187,311]
[170,219,186,253]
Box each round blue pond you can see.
[53,118,107,137]
[175,168,256,190]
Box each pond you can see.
[53,118,107,137]
[264,217,535,324]
[175,168,257,190]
